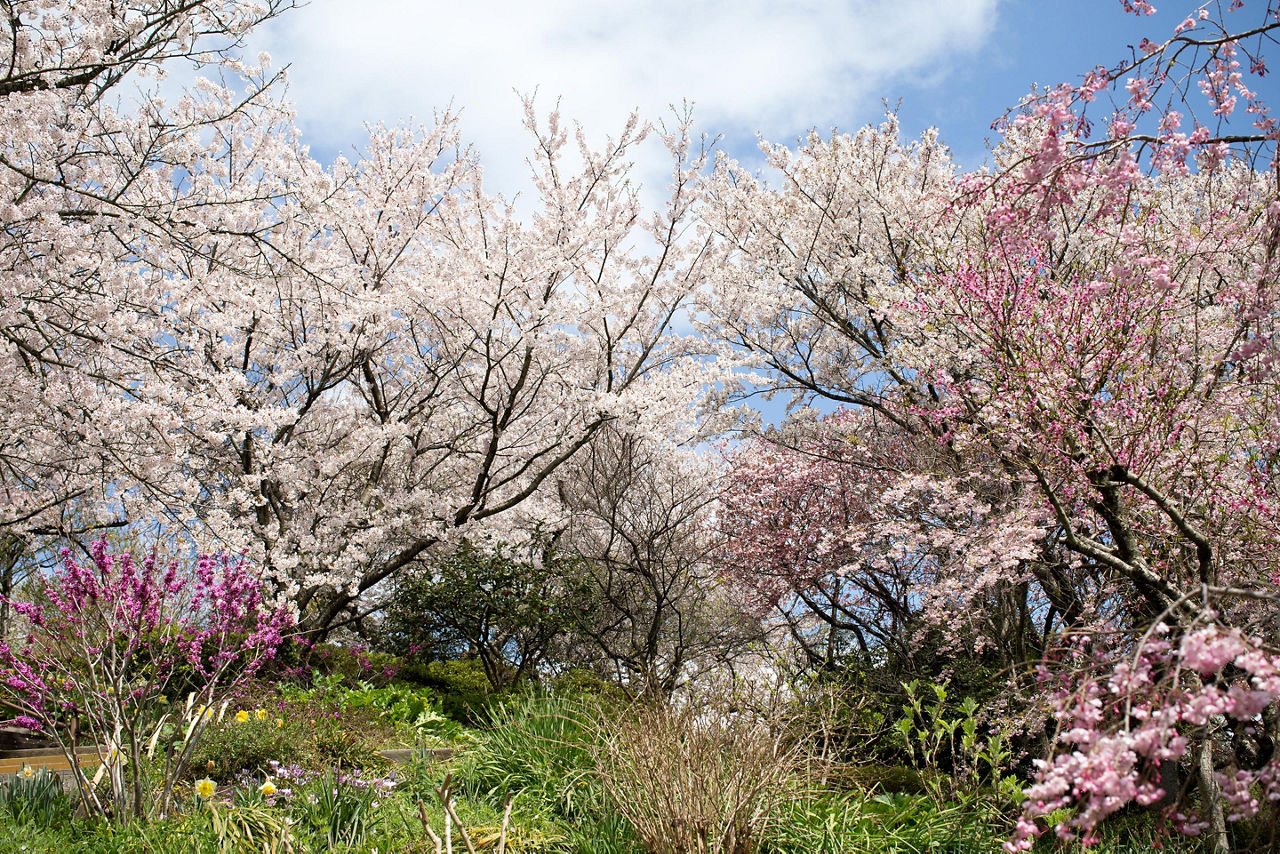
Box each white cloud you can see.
[250,0,999,194]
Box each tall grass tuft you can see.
[455,693,608,823]
[593,698,806,854]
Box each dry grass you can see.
[593,696,809,854]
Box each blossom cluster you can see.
[1008,624,1280,849]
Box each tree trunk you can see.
[1197,728,1229,854]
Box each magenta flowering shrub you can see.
[0,541,291,820]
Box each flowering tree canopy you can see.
[0,1,715,634]
[707,2,1280,849]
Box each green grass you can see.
[0,782,1226,854]
[0,689,1242,854]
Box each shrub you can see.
[0,542,290,820]
[190,708,295,781]
[307,718,388,771]
[398,658,495,724]
[550,668,628,706]
[190,682,403,779]
[303,642,402,686]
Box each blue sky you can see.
[895,1,1280,170]
[247,0,1280,191]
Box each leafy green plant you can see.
[763,791,871,854]
[0,810,228,852]
[398,659,499,725]
[0,767,72,827]
[565,813,643,854]
[893,680,1019,805]
[762,788,1035,854]
[336,680,470,745]
[203,798,296,854]
[290,770,374,849]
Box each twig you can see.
[416,799,443,854]
[497,791,515,854]
[435,774,478,854]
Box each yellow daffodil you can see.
[259,779,277,797]
[195,778,216,799]
[234,710,249,723]
[19,767,33,779]
[255,708,269,721]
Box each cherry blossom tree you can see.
[0,0,300,544]
[153,104,717,635]
[0,1,718,638]
[719,409,1051,675]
